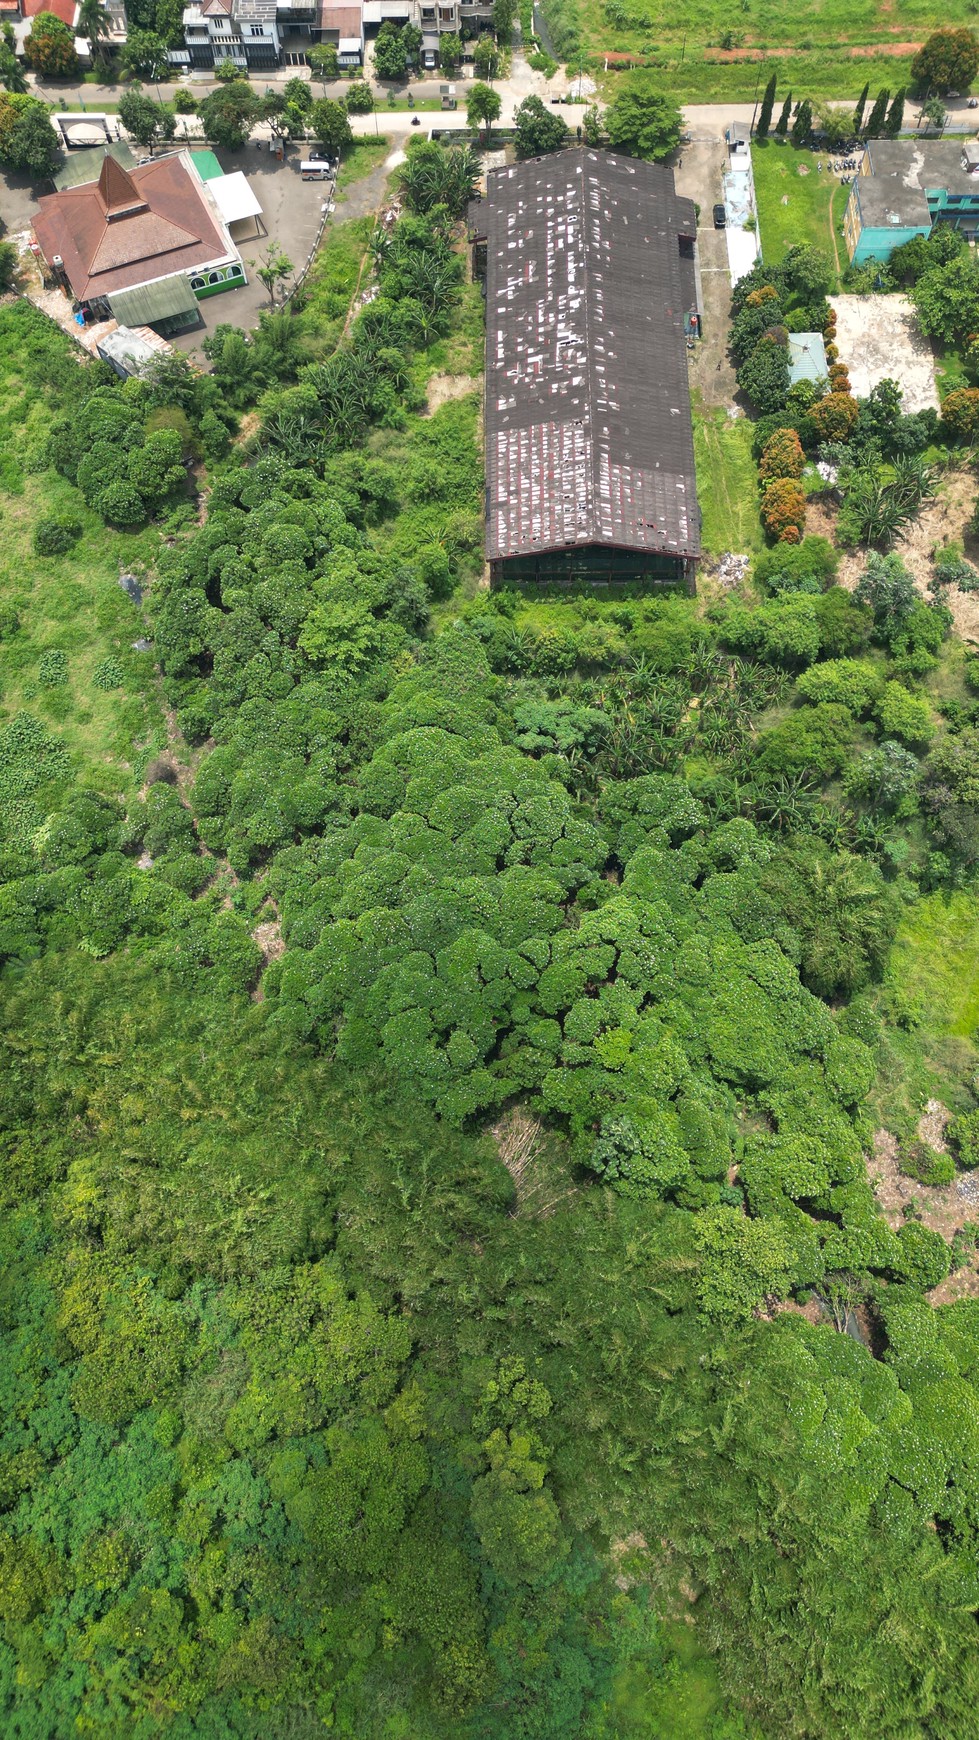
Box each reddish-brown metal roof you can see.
[481,150,701,565]
[33,152,229,302]
[317,2,361,29]
[23,0,76,22]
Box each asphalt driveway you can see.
[170,144,330,357]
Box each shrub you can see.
[173,90,198,113]
[97,482,145,526]
[796,658,882,713]
[875,680,934,745]
[949,1110,979,1168]
[754,535,838,596]
[939,387,979,442]
[92,658,124,691]
[825,342,840,364]
[899,1140,956,1186]
[345,81,374,113]
[759,427,805,482]
[738,334,791,414]
[32,516,81,557]
[760,478,806,542]
[894,1219,950,1290]
[934,544,979,592]
[38,649,68,687]
[809,392,859,442]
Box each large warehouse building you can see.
[472,149,701,590]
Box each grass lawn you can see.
[752,140,846,278]
[868,885,979,1135]
[301,137,392,353]
[301,215,374,353]
[693,405,762,558]
[334,135,390,194]
[887,889,979,1044]
[581,51,922,104]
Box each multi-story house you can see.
[177,0,362,68]
[179,0,279,70]
[414,0,491,65]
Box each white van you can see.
[300,161,331,180]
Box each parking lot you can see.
[169,146,332,357]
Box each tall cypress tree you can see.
[756,72,777,140]
[853,81,869,134]
[791,98,813,145]
[865,88,890,138]
[886,87,906,136]
[775,91,793,136]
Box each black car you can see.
[713,203,727,228]
[308,150,336,167]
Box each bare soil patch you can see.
[704,41,921,60]
[423,372,480,416]
[757,1296,824,1324]
[918,1096,952,1152]
[818,467,979,625]
[252,919,285,963]
[868,1122,979,1240]
[929,1261,979,1305]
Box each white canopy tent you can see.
[206,172,264,239]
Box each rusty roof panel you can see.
[482,149,701,564]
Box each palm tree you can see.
[78,0,112,61]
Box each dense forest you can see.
[5,149,979,1737]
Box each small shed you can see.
[787,332,829,386]
[963,140,979,172]
[726,121,751,156]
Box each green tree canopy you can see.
[604,83,682,159]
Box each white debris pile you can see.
[715,552,750,587]
[569,75,597,98]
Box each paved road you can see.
[30,64,979,138]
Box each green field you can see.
[693,404,762,558]
[752,140,847,278]
[554,0,966,99]
[888,888,979,1044]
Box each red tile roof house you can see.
[32,151,247,331]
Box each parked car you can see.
[308,150,337,167]
[713,202,727,228]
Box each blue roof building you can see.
[787,333,828,387]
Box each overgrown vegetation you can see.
[5,135,979,1740]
